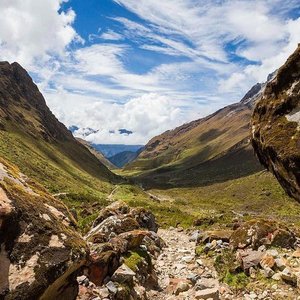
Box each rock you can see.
[200,230,233,244]
[133,285,147,300]
[109,236,129,254]
[272,273,282,281]
[261,266,275,278]
[106,281,117,294]
[175,281,191,295]
[236,249,264,272]
[195,287,220,300]
[187,273,200,284]
[260,254,275,269]
[266,249,279,258]
[88,251,119,286]
[111,264,136,284]
[87,215,140,240]
[292,249,300,258]
[230,219,296,249]
[195,278,219,291]
[0,161,88,300]
[92,201,130,228]
[251,45,300,202]
[275,258,286,271]
[87,232,107,244]
[118,230,149,249]
[190,230,201,242]
[130,207,158,232]
[281,267,297,284]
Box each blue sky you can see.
[1,0,300,144]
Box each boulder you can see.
[130,207,158,232]
[230,219,296,249]
[88,251,119,286]
[195,287,220,300]
[92,201,130,228]
[111,264,136,284]
[236,249,264,272]
[251,45,300,202]
[199,230,233,244]
[87,215,140,240]
[0,160,88,300]
[118,230,150,249]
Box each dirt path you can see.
[148,228,220,300]
[107,186,119,201]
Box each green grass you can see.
[0,124,119,232]
[147,171,300,228]
[123,249,151,271]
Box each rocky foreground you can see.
[2,154,300,300]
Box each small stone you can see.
[195,287,219,300]
[175,281,190,295]
[292,249,300,258]
[106,281,117,294]
[111,264,135,283]
[187,273,199,284]
[195,278,219,291]
[196,259,204,266]
[272,273,281,281]
[181,255,194,263]
[275,257,286,271]
[281,267,297,284]
[267,249,279,258]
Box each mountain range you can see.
[125,74,273,188]
[0,61,118,196]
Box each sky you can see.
[1,0,300,145]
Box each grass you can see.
[0,123,120,232]
[147,171,300,228]
[123,249,150,271]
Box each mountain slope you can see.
[76,137,116,169]
[126,79,269,188]
[108,150,140,168]
[0,61,118,202]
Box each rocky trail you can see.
[148,228,220,300]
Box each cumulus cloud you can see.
[0,0,82,68]
[47,92,186,144]
[1,0,300,145]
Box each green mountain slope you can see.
[125,82,267,188]
[0,61,120,228]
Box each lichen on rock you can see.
[0,159,88,300]
[252,45,300,201]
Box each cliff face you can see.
[252,45,300,202]
[0,61,73,141]
[0,61,117,184]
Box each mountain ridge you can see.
[125,76,272,187]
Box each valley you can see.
[0,41,300,300]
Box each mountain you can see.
[0,61,118,200]
[77,137,117,169]
[108,150,140,168]
[93,144,144,158]
[126,76,272,188]
[252,45,300,202]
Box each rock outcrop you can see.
[0,158,88,299]
[78,201,163,300]
[252,45,300,201]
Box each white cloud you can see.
[100,29,123,41]
[1,0,300,145]
[0,0,82,68]
[48,92,187,144]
